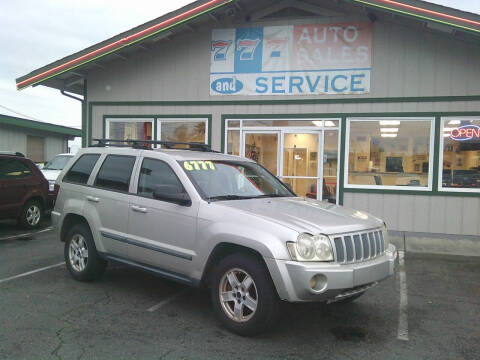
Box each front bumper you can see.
[265,244,397,302]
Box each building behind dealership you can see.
[0,114,81,162]
[16,0,480,252]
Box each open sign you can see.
[450,125,480,141]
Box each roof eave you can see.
[15,0,235,91]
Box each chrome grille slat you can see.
[345,236,354,262]
[333,229,386,264]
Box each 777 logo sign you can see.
[211,40,232,61]
[236,38,260,61]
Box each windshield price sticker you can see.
[183,160,216,171]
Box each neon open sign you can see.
[450,125,480,141]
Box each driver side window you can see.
[138,158,183,199]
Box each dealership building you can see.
[16,0,480,251]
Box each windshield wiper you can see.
[207,195,255,201]
[207,194,291,201]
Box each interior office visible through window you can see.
[346,118,434,190]
[440,117,480,192]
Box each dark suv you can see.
[0,154,49,228]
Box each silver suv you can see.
[52,140,397,336]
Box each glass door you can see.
[240,126,339,204]
[242,131,280,176]
[281,132,321,200]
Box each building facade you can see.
[0,114,81,162]
[16,0,480,246]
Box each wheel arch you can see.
[201,242,271,289]
[60,213,91,243]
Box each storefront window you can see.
[440,117,480,191]
[160,120,206,144]
[346,118,433,189]
[106,118,153,142]
[241,119,339,128]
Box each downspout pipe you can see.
[60,83,86,147]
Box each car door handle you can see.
[86,196,100,203]
[131,205,148,213]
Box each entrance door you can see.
[282,131,321,200]
[241,129,338,203]
[242,131,280,176]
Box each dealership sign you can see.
[450,125,480,141]
[210,23,372,96]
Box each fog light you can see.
[310,274,327,292]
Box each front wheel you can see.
[210,253,280,336]
[64,223,106,281]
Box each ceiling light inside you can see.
[381,128,398,133]
[325,121,336,127]
[448,120,461,125]
[381,134,398,138]
[379,120,400,126]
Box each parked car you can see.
[42,153,75,191]
[52,141,397,336]
[0,153,49,228]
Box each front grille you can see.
[333,229,385,264]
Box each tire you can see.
[210,253,281,336]
[334,291,365,304]
[18,199,43,229]
[64,223,106,281]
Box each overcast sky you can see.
[1,0,479,129]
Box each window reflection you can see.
[442,118,480,190]
[348,119,432,187]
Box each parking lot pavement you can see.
[1,230,479,360]
[0,218,52,241]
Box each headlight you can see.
[48,181,55,192]
[287,233,334,262]
[383,222,390,250]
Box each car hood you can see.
[216,197,383,235]
[41,169,62,181]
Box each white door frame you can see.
[281,129,323,201]
[241,129,324,200]
[241,130,281,176]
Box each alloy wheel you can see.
[69,234,89,272]
[26,205,41,226]
[219,268,258,323]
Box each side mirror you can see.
[153,184,191,206]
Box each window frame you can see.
[93,154,137,193]
[62,154,101,185]
[105,117,154,142]
[344,117,436,191]
[135,157,186,200]
[156,118,209,146]
[438,116,480,193]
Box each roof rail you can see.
[92,139,215,152]
[0,151,25,157]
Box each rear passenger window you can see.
[64,154,100,184]
[0,159,31,179]
[95,155,136,192]
[138,158,183,198]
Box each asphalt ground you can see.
[0,223,479,360]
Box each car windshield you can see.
[180,160,294,201]
[44,155,72,170]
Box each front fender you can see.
[191,220,294,284]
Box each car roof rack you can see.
[0,151,25,157]
[92,139,215,152]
